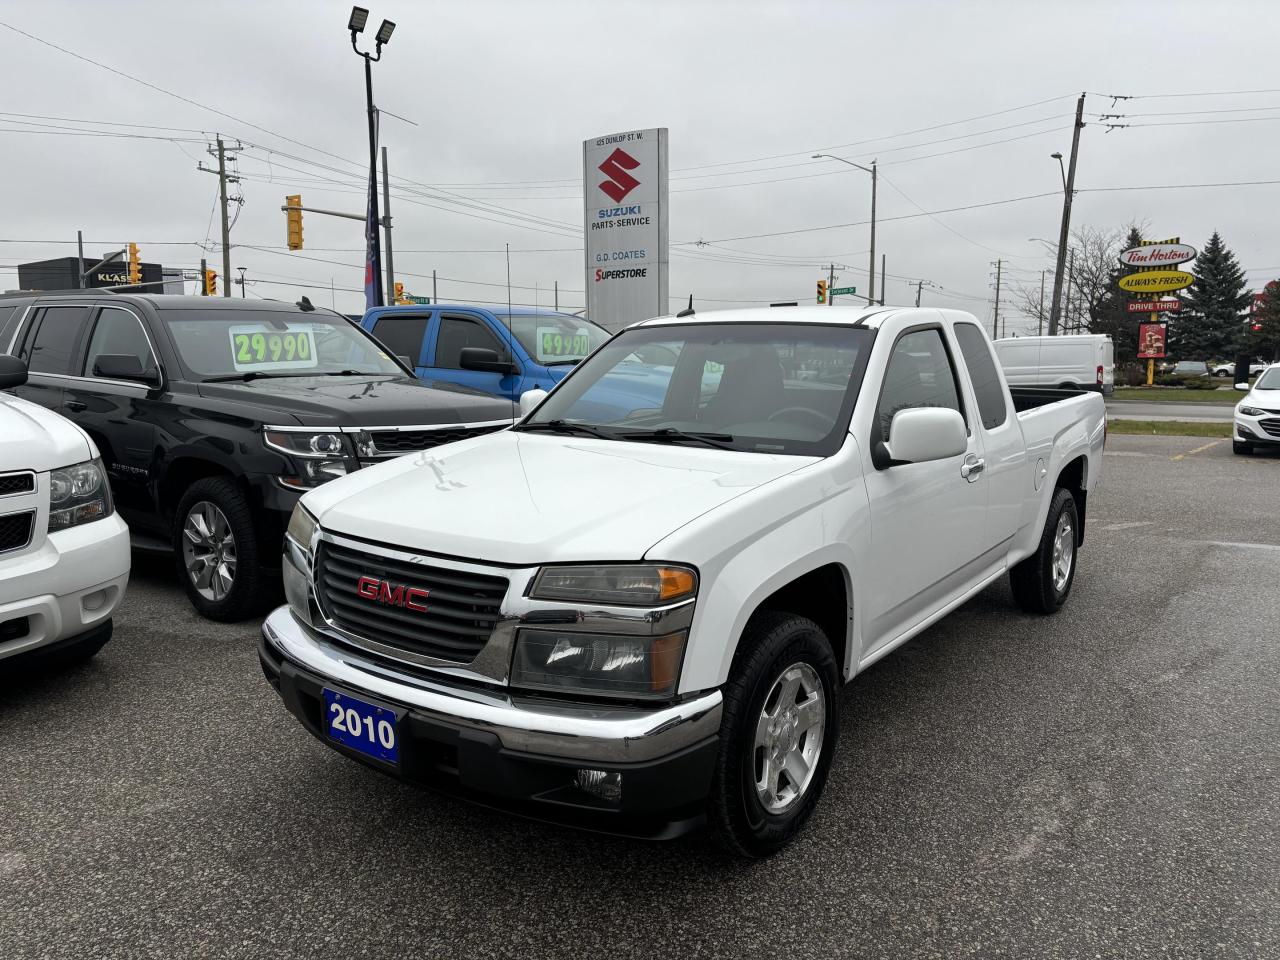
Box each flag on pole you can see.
[364,165,383,311]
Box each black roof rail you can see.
[0,288,117,300]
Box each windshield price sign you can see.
[228,323,317,372]
[584,128,669,332]
[537,326,591,361]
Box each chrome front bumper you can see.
[261,605,723,764]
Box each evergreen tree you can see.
[1089,225,1145,366]
[1168,231,1252,360]
[1246,280,1280,363]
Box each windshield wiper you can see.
[202,371,307,383]
[619,427,738,450]
[543,358,583,367]
[515,419,620,441]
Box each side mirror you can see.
[877,407,967,467]
[518,388,548,418]
[0,353,28,389]
[93,354,159,387]
[460,347,517,375]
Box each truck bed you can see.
[1009,385,1091,414]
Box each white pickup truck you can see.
[260,306,1105,856]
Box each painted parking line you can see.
[1171,439,1223,461]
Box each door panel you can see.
[71,306,162,532]
[368,311,432,371]
[861,326,989,654]
[424,313,522,400]
[9,305,92,416]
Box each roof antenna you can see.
[296,295,315,312]
[676,295,695,318]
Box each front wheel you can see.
[1009,486,1079,614]
[707,612,839,858]
[174,477,269,621]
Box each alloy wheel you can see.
[182,501,237,602]
[1052,512,1074,594]
[753,661,826,815]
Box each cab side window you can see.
[370,313,430,365]
[0,305,20,351]
[83,309,157,378]
[21,305,92,375]
[876,328,963,439]
[434,316,505,370]
[952,322,1008,429]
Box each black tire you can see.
[1233,440,1253,455]
[707,611,840,858]
[1009,486,1079,614]
[173,477,269,621]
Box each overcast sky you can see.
[2,0,1278,331]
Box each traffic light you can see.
[285,194,303,250]
[127,242,141,285]
[394,281,405,304]
[817,279,827,304]
[203,269,217,296]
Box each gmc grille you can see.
[0,472,35,497]
[314,540,508,663]
[363,423,508,457]
[0,510,35,553]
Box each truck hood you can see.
[0,392,93,472]
[303,430,813,565]
[196,375,515,427]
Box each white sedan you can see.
[1233,363,1280,454]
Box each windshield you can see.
[1256,367,1280,390]
[161,309,405,380]
[493,312,611,364]
[521,322,873,456]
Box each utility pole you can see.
[1038,270,1046,336]
[992,259,1003,338]
[554,280,559,312]
[237,266,247,298]
[828,263,835,307]
[1048,93,1085,335]
[381,145,395,303]
[76,230,85,289]
[1066,248,1076,333]
[868,161,877,305]
[199,258,209,297]
[432,269,437,304]
[197,136,242,297]
[880,254,886,305]
[914,280,923,307]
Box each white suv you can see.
[1233,363,1280,454]
[0,355,130,667]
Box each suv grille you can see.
[0,510,35,553]
[1259,417,1280,438]
[364,423,507,457]
[0,473,34,496]
[314,540,508,663]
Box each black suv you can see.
[0,292,514,620]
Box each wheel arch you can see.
[1054,453,1088,545]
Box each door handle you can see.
[961,457,985,480]
[65,400,87,412]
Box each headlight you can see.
[265,430,356,489]
[529,564,697,606]
[511,629,687,700]
[1239,405,1266,417]
[47,459,113,532]
[283,504,318,622]
[286,502,318,548]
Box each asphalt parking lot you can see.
[2,434,1278,960]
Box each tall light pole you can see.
[349,6,395,309]
[813,154,877,305]
[1047,94,1086,336]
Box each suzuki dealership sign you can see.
[584,128,669,330]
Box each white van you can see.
[993,334,1114,395]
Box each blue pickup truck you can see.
[361,304,612,401]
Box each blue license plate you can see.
[323,688,399,764]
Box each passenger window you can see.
[0,306,19,351]
[953,323,1008,429]
[371,313,430,365]
[23,306,91,375]
[876,328,963,439]
[84,309,156,377]
[434,316,505,370]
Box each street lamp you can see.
[1050,152,1066,192]
[349,6,396,308]
[812,154,878,306]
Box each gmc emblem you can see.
[356,575,430,612]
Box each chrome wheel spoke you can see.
[795,696,823,735]
[752,660,826,815]
[181,501,238,603]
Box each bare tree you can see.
[1010,222,1142,335]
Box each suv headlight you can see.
[47,458,113,532]
[265,430,356,489]
[511,629,687,700]
[1238,405,1265,417]
[282,503,318,622]
[528,564,697,606]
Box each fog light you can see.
[575,769,622,802]
[81,587,110,613]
